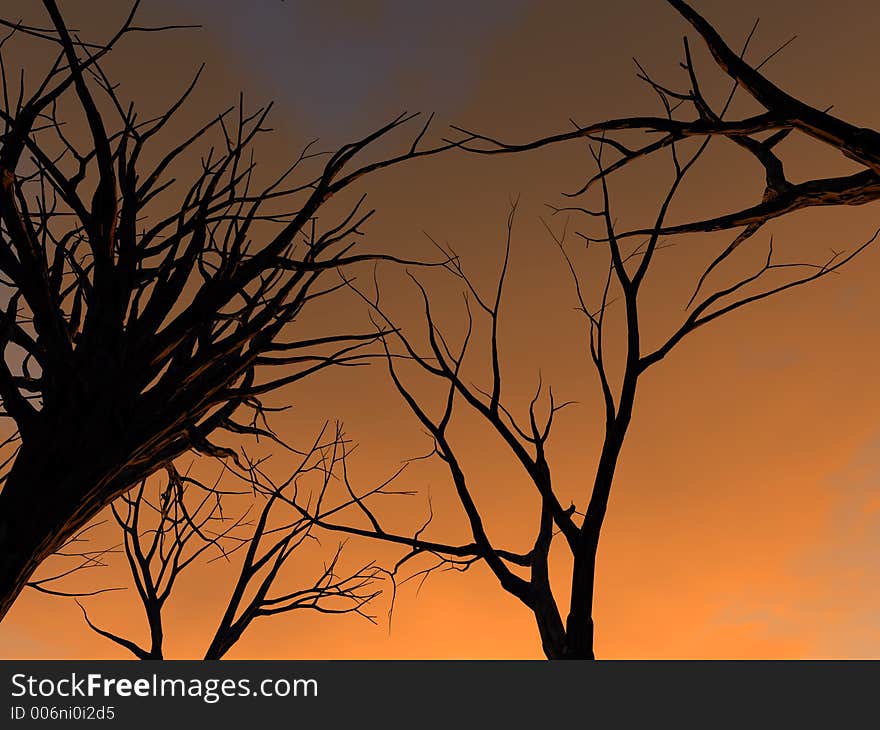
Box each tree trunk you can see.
[562,531,599,660]
[0,434,129,622]
[562,615,595,659]
[145,604,165,660]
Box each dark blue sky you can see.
[169,0,530,138]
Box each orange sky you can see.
[1,0,880,660]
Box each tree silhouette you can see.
[67,424,381,660]
[0,1,453,621]
[289,107,876,658]
[277,0,880,658]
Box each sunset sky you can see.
[2,0,880,659]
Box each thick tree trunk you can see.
[0,503,59,622]
[0,444,88,621]
[0,432,133,622]
[562,532,599,660]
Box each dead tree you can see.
[0,1,453,621]
[274,3,880,658]
[289,103,876,657]
[75,424,382,660]
[76,468,247,659]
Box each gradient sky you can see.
[1,0,880,659]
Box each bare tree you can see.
[0,1,454,621]
[267,1,880,658]
[73,424,383,660]
[288,97,876,657]
[76,471,240,660]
